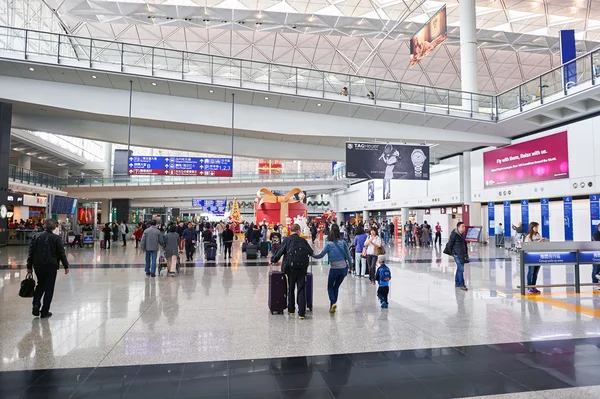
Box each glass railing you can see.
[9,164,61,188]
[0,25,495,121]
[1,25,598,122]
[65,172,342,187]
[496,47,600,115]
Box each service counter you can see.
[520,242,600,295]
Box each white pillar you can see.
[104,143,113,177]
[362,210,369,223]
[401,208,409,226]
[297,160,302,174]
[18,154,31,169]
[101,200,111,224]
[460,0,478,112]
[58,169,69,179]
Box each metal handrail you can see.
[64,172,343,187]
[1,25,600,120]
[8,164,62,188]
[0,25,496,120]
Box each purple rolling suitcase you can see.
[305,271,313,312]
[269,270,287,314]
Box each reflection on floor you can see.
[0,238,599,398]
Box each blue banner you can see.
[579,251,600,263]
[523,252,577,265]
[192,199,227,208]
[128,156,232,176]
[488,202,495,237]
[564,196,573,241]
[560,30,577,89]
[591,195,600,237]
[521,200,529,229]
[503,201,511,237]
[541,198,550,240]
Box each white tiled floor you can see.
[1,240,600,397]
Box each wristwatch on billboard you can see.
[0,204,7,219]
[411,149,427,177]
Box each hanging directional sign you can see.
[128,156,233,176]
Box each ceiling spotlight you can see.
[91,75,97,79]
[256,22,262,25]
[264,96,269,100]
[317,103,322,107]
[209,89,214,93]
[28,67,34,71]
[151,82,157,86]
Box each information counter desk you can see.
[520,242,600,295]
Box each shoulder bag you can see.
[332,241,351,268]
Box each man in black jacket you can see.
[447,222,468,291]
[271,224,314,319]
[222,224,235,259]
[27,219,70,318]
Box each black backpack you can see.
[289,239,310,272]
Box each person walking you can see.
[133,223,143,249]
[447,222,469,291]
[112,222,119,243]
[102,223,111,249]
[182,222,198,262]
[312,224,352,314]
[353,224,368,277]
[375,255,392,308]
[141,220,162,277]
[120,220,128,247]
[310,223,318,244]
[434,222,442,246]
[71,222,82,248]
[163,225,180,277]
[524,222,547,294]
[592,224,600,292]
[27,219,70,319]
[216,221,225,248]
[271,224,314,319]
[364,227,383,285]
[176,221,186,253]
[223,224,234,260]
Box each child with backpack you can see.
[375,255,391,308]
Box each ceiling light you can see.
[317,103,322,107]
[91,75,97,79]
[151,82,157,86]
[209,89,214,93]
[28,67,34,71]
[264,96,269,100]
[58,163,67,166]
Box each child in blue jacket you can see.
[375,255,391,308]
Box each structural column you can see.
[0,103,13,246]
[18,154,31,170]
[460,0,478,112]
[101,200,111,224]
[104,143,113,177]
[461,152,481,228]
[362,210,369,223]
[401,208,409,227]
[58,169,69,180]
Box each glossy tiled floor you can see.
[1,239,600,398]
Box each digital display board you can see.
[128,156,233,177]
[191,199,227,216]
[51,196,77,215]
[484,132,569,188]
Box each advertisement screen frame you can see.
[409,6,448,67]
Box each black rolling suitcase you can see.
[269,270,287,314]
[260,241,269,257]
[305,268,313,312]
[246,244,258,259]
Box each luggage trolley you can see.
[158,252,181,275]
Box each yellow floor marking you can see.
[520,294,600,318]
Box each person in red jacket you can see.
[133,224,144,249]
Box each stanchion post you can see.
[520,249,526,296]
[575,250,581,294]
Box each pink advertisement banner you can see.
[484,131,569,188]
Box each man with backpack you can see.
[271,224,314,319]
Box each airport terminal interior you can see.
[5,0,600,398]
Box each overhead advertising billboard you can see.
[409,6,447,67]
[346,142,430,180]
[128,156,233,176]
[483,131,569,188]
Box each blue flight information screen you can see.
[128,156,233,176]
